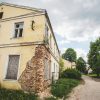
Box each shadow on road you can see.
[91,77,100,82]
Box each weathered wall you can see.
[0,4,39,18]
[18,45,51,93]
[0,4,46,45]
[0,3,60,92]
[0,15,45,45]
[0,45,36,90]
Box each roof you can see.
[0,2,46,13]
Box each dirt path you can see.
[68,75,100,100]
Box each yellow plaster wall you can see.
[0,45,37,90]
[0,4,60,90]
[0,5,36,18]
[0,5,46,89]
[0,15,45,44]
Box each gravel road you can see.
[68,75,100,100]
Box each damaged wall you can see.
[18,45,51,93]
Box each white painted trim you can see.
[17,53,21,80]
[10,21,24,39]
[3,55,9,79]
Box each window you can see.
[0,12,3,19]
[45,25,49,38]
[45,24,49,44]
[14,22,24,38]
[6,55,20,80]
[54,43,56,55]
[44,58,50,80]
[49,34,52,48]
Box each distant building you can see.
[62,59,76,70]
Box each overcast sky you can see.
[1,0,100,61]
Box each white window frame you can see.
[14,22,24,38]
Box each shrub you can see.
[61,69,81,79]
[0,88,38,100]
[45,97,58,100]
[51,78,80,98]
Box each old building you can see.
[0,2,60,93]
[62,59,76,69]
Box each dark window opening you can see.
[14,29,18,38]
[19,28,23,37]
[16,24,19,28]
[0,12,3,19]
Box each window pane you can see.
[14,29,18,38]
[19,28,23,37]
[0,12,3,19]
[16,24,19,28]
[19,23,23,28]
[6,55,20,80]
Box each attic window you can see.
[0,12,3,19]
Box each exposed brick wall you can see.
[18,45,51,93]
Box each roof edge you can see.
[45,11,60,54]
[0,2,46,13]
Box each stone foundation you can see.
[18,45,51,93]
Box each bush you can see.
[51,78,80,98]
[45,97,58,100]
[0,88,38,100]
[61,69,81,79]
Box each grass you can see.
[44,97,58,100]
[0,88,38,100]
[51,78,80,99]
[89,74,97,77]
[88,74,100,78]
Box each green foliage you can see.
[51,78,80,98]
[59,58,64,77]
[0,88,38,100]
[61,69,81,79]
[76,57,87,73]
[88,37,100,77]
[62,48,77,63]
[45,97,58,100]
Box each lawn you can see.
[88,74,100,78]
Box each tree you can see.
[88,37,100,77]
[76,57,87,73]
[62,48,77,67]
[59,58,64,77]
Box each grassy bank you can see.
[51,78,80,99]
[0,88,38,100]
